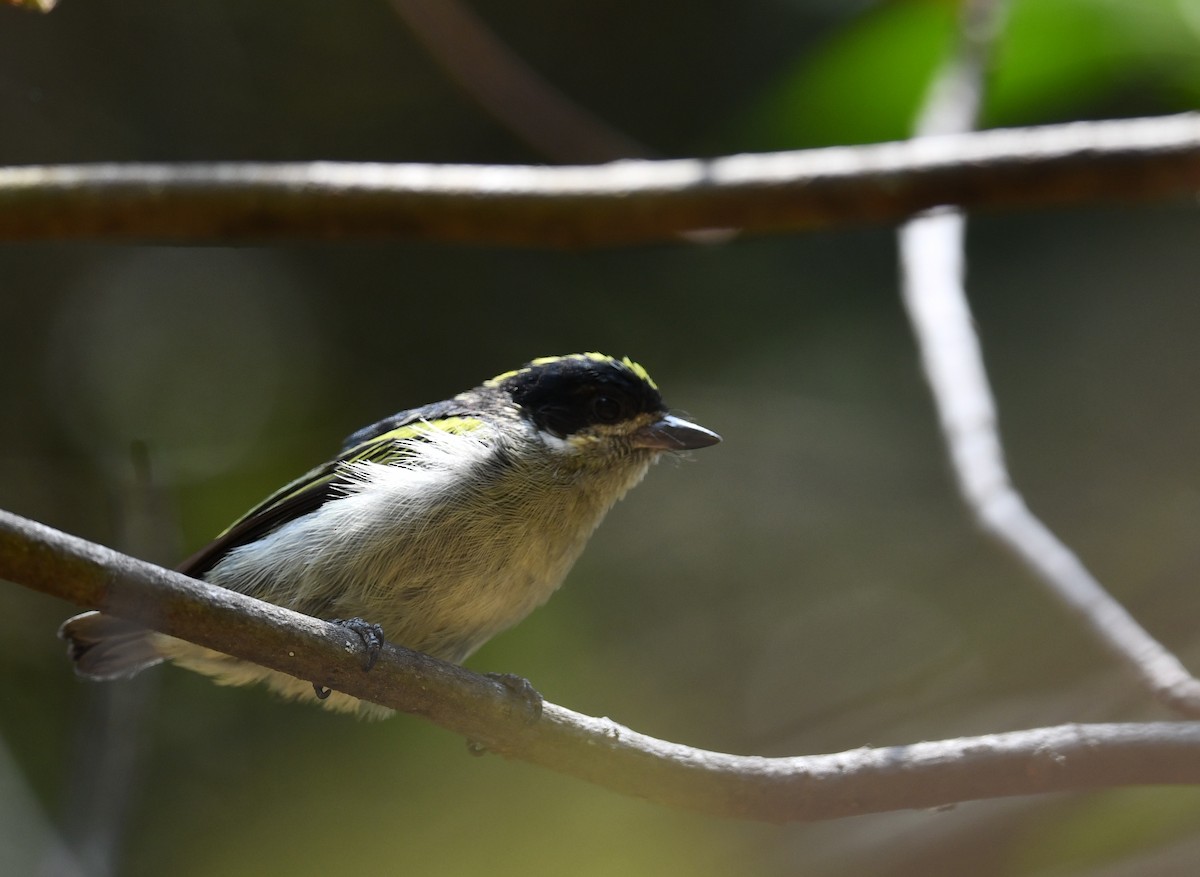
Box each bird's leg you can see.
[466,674,544,754]
[485,672,544,723]
[311,618,386,699]
[330,617,387,670]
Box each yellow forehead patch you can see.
[485,353,657,389]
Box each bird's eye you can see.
[590,394,623,424]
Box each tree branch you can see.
[1,113,1200,246]
[4,507,1200,823]
[897,3,1200,717]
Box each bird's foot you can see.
[485,672,543,724]
[330,617,386,671]
[311,618,385,700]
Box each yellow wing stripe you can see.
[216,416,486,537]
[342,416,485,465]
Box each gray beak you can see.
[630,414,722,451]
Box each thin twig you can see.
[898,3,1200,716]
[4,0,58,11]
[1,113,1200,246]
[53,442,169,877]
[390,0,649,162]
[4,508,1200,823]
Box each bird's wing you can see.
[177,404,486,578]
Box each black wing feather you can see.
[338,399,469,452]
[177,399,482,579]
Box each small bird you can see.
[60,353,720,718]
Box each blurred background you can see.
[3,0,1200,874]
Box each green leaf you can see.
[740,2,958,149]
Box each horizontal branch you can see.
[2,113,1200,247]
[4,507,1200,823]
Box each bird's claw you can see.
[464,674,543,756]
[485,672,543,724]
[311,618,385,700]
[330,617,386,671]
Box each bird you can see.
[59,353,721,718]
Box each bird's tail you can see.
[58,611,164,680]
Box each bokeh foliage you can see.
[3,1,1200,875]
